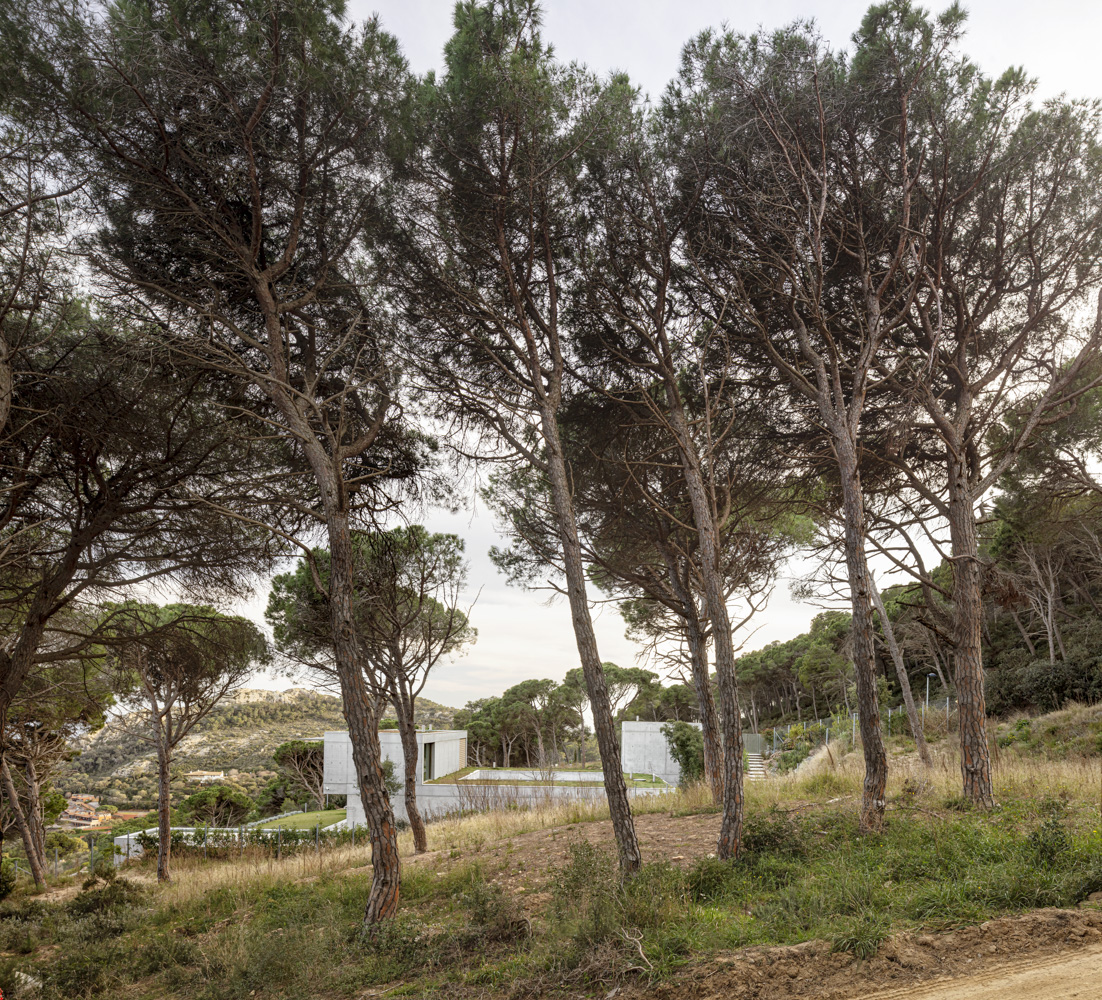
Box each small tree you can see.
[0,654,112,888]
[272,741,325,812]
[180,785,254,829]
[268,527,474,853]
[662,722,705,787]
[108,604,266,881]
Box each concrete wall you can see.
[324,729,467,792]
[620,721,693,785]
[324,729,469,824]
[619,722,767,787]
[346,780,665,825]
[326,727,674,825]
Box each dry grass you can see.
[150,747,1102,909]
[155,786,716,906]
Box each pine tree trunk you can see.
[394,703,428,853]
[946,450,993,807]
[668,566,723,804]
[834,433,888,831]
[869,579,931,766]
[1,757,46,888]
[664,404,744,859]
[542,408,641,876]
[155,741,172,882]
[23,760,47,874]
[327,509,403,922]
[261,313,404,922]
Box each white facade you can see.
[620,720,694,785]
[323,729,467,824]
[325,726,671,827]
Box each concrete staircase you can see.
[745,752,767,781]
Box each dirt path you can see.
[863,945,1102,999]
[619,907,1102,1000]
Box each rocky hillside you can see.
[54,687,458,807]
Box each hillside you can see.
[53,688,458,806]
[13,747,1102,999]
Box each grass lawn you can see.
[258,808,346,830]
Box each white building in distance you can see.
[323,729,467,825]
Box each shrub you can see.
[740,810,807,858]
[661,722,704,786]
[68,878,146,917]
[0,856,16,901]
[686,856,741,902]
[45,949,117,996]
[1029,813,1071,866]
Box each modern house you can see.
[621,720,767,785]
[184,770,225,784]
[620,720,696,785]
[323,728,468,825]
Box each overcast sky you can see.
[251,0,1102,707]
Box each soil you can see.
[615,906,1102,1000]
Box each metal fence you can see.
[758,695,959,759]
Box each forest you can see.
[2,0,1102,938]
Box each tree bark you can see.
[668,565,723,804]
[946,450,993,807]
[23,759,46,873]
[155,740,172,882]
[326,508,403,923]
[664,403,744,859]
[392,698,428,853]
[542,408,641,876]
[0,757,46,888]
[835,433,888,831]
[869,578,931,766]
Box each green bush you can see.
[740,810,807,857]
[1030,813,1071,866]
[68,878,146,918]
[0,856,16,901]
[661,722,704,786]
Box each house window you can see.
[423,742,435,782]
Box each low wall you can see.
[111,823,342,862]
[460,768,660,783]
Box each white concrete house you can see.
[621,720,766,785]
[620,720,695,785]
[323,728,467,825]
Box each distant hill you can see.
[54,687,459,807]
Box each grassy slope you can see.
[993,700,1102,758]
[6,733,1102,998]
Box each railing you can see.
[757,696,959,765]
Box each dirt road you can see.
[864,945,1102,1000]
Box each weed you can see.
[67,877,146,917]
[686,856,743,902]
[454,870,527,942]
[832,913,891,959]
[1029,813,1071,866]
[740,809,807,857]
